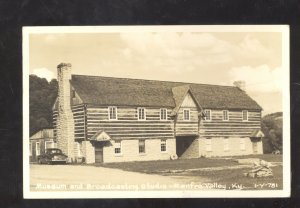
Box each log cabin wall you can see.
[53,104,86,141]
[201,110,261,138]
[86,105,175,140]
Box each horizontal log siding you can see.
[72,105,85,140]
[176,107,199,136]
[52,104,86,140]
[201,110,261,137]
[86,107,174,140]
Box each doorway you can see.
[176,136,196,158]
[95,142,104,163]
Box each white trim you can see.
[35,142,40,156]
[108,106,118,120]
[204,109,212,121]
[160,108,167,120]
[223,110,229,121]
[137,107,146,120]
[242,110,248,121]
[183,109,190,121]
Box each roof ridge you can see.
[71,74,236,88]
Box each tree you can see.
[29,75,58,135]
[261,112,283,153]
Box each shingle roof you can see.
[70,75,262,110]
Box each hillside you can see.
[261,112,283,153]
[29,75,58,135]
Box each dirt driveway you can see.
[30,164,207,191]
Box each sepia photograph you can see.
[23,26,290,198]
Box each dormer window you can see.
[183,109,190,121]
[242,110,248,121]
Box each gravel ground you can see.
[30,164,207,191]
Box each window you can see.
[205,138,212,152]
[138,108,146,120]
[204,109,211,121]
[139,140,145,154]
[240,138,246,151]
[242,110,248,121]
[114,140,121,154]
[160,139,167,152]
[183,109,190,120]
[108,106,117,120]
[223,110,229,121]
[45,141,54,150]
[36,142,40,156]
[29,142,32,156]
[223,138,229,151]
[160,108,167,120]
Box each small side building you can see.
[29,128,56,162]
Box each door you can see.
[252,142,258,154]
[95,143,104,163]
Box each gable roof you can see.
[70,74,262,110]
[171,85,203,115]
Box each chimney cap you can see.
[57,63,72,68]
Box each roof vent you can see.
[233,80,246,91]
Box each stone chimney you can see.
[56,63,75,162]
[233,80,246,91]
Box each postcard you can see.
[23,25,290,198]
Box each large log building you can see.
[53,63,264,164]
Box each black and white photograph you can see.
[23,26,290,198]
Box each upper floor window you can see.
[242,110,248,121]
[137,108,146,120]
[223,110,229,121]
[204,109,211,121]
[160,108,167,120]
[139,140,146,154]
[108,106,117,120]
[183,109,190,121]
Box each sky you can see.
[29,31,283,115]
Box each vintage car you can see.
[37,148,68,164]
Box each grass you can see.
[98,154,282,173]
[97,157,239,173]
[174,165,283,190]
[97,154,283,190]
